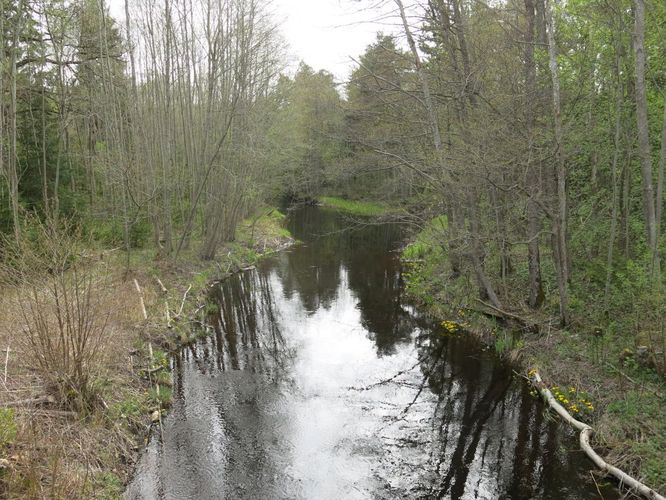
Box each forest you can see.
[0,0,665,498]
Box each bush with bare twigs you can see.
[0,217,110,413]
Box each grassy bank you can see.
[401,217,666,495]
[0,208,293,499]
[318,196,396,217]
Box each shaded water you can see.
[126,207,618,499]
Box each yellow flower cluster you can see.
[441,320,460,332]
[550,385,594,415]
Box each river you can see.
[125,206,618,499]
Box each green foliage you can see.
[192,270,212,289]
[267,64,347,198]
[107,395,145,422]
[92,472,124,500]
[402,215,447,260]
[342,34,418,200]
[549,385,595,419]
[85,217,151,249]
[0,409,17,448]
[403,241,429,260]
[148,387,173,407]
[150,349,169,372]
[605,391,666,490]
[226,243,260,268]
[494,332,516,356]
[235,208,292,247]
[319,196,393,217]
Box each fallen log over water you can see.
[530,371,664,500]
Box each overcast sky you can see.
[269,0,402,81]
[106,0,407,83]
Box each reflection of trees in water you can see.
[278,207,344,312]
[343,224,413,356]
[410,328,575,499]
[179,269,289,377]
[150,270,291,499]
[279,207,412,354]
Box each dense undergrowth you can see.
[401,215,666,495]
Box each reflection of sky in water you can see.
[126,207,618,500]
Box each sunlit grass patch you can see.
[319,196,394,217]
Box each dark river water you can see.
[126,206,618,499]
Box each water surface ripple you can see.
[126,207,618,499]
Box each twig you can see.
[177,285,192,317]
[165,301,172,329]
[156,277,168,294]
[590,471,605,500]
[141,366,165,375]
[3,347,9,385]
[475,298,538,332]
[133,279,148,321]
[27,409,77,419]
[0,395,55,407]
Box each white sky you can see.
[268,0,402,81]
[107,0,408,83]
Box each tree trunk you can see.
[525,0,544,309]
[395,0,442,151]
[633,0,659,275]
[604,47,625,310]
[545,0,570,326]
[656,95,666,239]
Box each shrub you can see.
[1,216,110,412]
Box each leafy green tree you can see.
[267,63,346,198]
[344,34,420,199]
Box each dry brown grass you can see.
[0,211,292,498]
[0,252,154,498]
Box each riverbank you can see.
[0,208,293,498]
[400,221,666,496]
[318,195,398,217]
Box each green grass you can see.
[319,196,394,217]
[0,408,17,448]
[106,395,145,422]
[604,391,666,490]
[403,215,448,260]
[148,386,173,407]
[237,208,290,242]
[92,472,124,500]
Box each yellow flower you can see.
[569,387,576,393]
